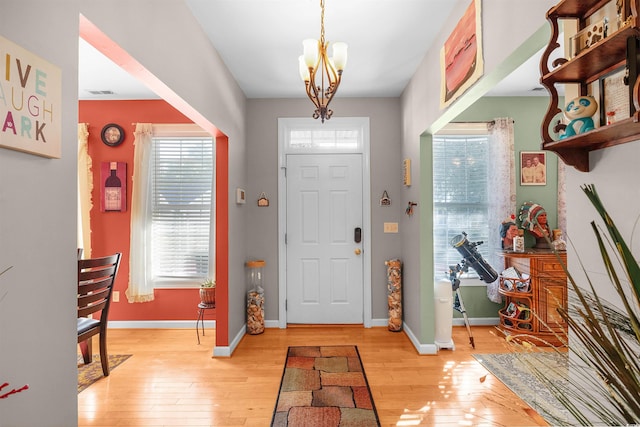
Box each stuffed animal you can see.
[559,95,598,139]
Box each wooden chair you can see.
[77,253,121,376]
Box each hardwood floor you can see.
[78,325,549,426]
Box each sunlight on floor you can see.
[395,359,502,426]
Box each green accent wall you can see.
[451,96,562,320]
[455,96,562,231]
[453,286,501,319]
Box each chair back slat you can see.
[79,276,115,294]
[78,300,108,318]
[78,288,110,309]
[79,253,120,270]
[79,265,117,283]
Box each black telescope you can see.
[449,232,498,284]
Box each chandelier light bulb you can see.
[298,56,310,81]
[331,42,348,71]
[303,39,319,68]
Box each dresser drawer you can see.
[536,254,567,274]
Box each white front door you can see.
[286,154,363,324]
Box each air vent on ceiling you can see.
[87,90,115,95]
[530,87,545,92]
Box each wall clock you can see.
[101,123,124,147]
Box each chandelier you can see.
[298,0,348,123]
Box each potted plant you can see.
[199,278,216,305]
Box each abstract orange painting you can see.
[440,0,483,108]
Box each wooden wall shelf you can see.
[540,0,640,172]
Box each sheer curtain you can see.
[486,118,516,303]
[127,123,155,303]
[77,123,93,258]
[557,161,566,233]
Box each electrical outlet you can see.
[112,291,120,302]
[384,222,398,233]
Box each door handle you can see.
[354,248,361,255]
[354,227,362,243]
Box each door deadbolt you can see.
[354,248,362,255]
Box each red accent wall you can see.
[79,100,219,322]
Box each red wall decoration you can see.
[100,161,127,212]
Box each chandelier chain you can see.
[320,0,325,44]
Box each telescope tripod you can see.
[449,263,475,349]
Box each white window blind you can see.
[289,129,359,150]
[151,137,214,282]
[433,133,490,280]
[281,118,365,153]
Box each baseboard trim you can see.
[453,317,499,326]
[213,323,246,357]
[370,318,388,327]
[107,317,499,357]
[402,323,438,355]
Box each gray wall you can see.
[1,1,79,425]
[246,98,403,322]
[2,0,248,423]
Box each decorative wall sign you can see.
[258,192,269,207]
[570,18,608,58]
[100,161,127,212]
[0,36,62,158]
[380,191,391,206]
[440,0,483,109]
[403,159,411,186]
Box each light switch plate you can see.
[384,222,398,233]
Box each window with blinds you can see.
[433,132,490,280]
[150,137,214,284]
[289,129,360,150]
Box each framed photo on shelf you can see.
[520,151,546,186]
[598,66,631,126]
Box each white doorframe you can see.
[277,117,371,328]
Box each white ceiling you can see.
[78,0,549,101]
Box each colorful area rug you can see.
[271,345,380,427]
[77,354,131,393]
[473,352,575,425]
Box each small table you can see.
[196,302,215,344]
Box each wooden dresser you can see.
[497,250,567,346]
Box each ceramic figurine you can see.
[559,95,598,139]
[499,215,518,249]
[519,201,552,248]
